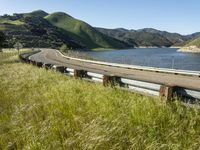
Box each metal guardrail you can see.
[57,50,200,77]
[120,78,161,96]
[55,65,200,100]
[19,50,200,102]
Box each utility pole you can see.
[171,56,175,69]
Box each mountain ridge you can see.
[0,10,200,50]
[95,27,200,47]
[45,12,129,49]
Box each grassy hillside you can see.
[0,18,24,25]
[0,11,129,50]
[45,12,129,49]
[186,37,200,48]
[0,16,83,49]
[0,53,200,149]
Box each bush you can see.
[60,44,69,53]
[0,31,6,51]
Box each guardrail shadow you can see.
[174,87,200,104]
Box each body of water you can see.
[83,48,200,71]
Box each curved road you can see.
[29,49,200,91]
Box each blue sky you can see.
[0,0,199,34]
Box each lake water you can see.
[83,48,200,71]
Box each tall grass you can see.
[0,49,31,64]
[0,54,200,149]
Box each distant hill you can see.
[96,28,173,47]
[96,27,200,47]
[0,10,200,50]
[45,12,129,49]
[137,28,189,45]
[186,32,200,40]
[186,37,200,48]
[0,10,129,50]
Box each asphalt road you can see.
[29,49,200,90]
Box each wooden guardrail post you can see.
[56,66,66,73]
[36,62,43,68]
[103,75,117,87]
[74,69,87,78]
[26,59,30,63]
[30,60,36,65]
[159,85,175,100]
[42,63,52,70]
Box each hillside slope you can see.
[178,37,200,52]
[186,37,200,48]
[0,17,83,49]
[138,28,189,45]
[96,28,173,47]
[45,12,130,49]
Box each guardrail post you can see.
[159,85,175,100]
[26,59,30,63]
[36,62,43,68]
[42,63,52,70]
[103,75,117,87]
[74,69,86,78]
[30,60,36,65]
[56,66,66,73]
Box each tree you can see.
[14,42,23,54]
[0,31,6,52]
[60,44,69,53]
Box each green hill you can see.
[186,37,200,48]
[0,16,83,49]
[45,12,129,49]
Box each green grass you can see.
[0,18,24,25]
[186,37,200,48]
[0,53,200,149]
[92,47,116,51]
[2,48,31,53]
[0,49,31,64]
[0,27,5,31]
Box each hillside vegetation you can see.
[45,12,129,49]
[0,10,129,50]
[186,37,200,48]
[0,16,83,49]
[0,18,24,25]
[96,28,191,47]
[1,10,200,50]
[137,28,189,45]
[0,52,200,149]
